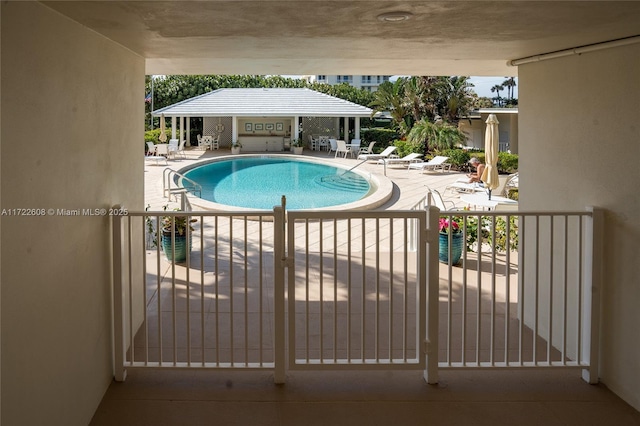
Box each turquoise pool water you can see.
[182,157,371,210]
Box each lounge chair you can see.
[357,145,397,162]
[407,155,451,173]
[377,152,423,167]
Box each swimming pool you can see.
[178,155,392,211]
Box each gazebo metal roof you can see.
[152,88,374,118]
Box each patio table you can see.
[460,193,517,210]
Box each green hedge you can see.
[497,152,518,173]
[144,128,173,144]
[361,128,400,150]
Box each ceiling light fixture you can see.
[377,11,413,22]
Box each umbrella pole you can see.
[488,189,492,200]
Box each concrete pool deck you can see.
[144,147,469,212]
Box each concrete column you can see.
[186,118,191,146]
[293,116,300,143]
[232,116,238,144]
[171,116,177,139]
[355,117,361,139]
[344,116,350,142]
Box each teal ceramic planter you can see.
[161,232,191,263]
[439,232,463,265]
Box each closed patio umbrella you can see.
[159,113,167,143]
[481,114,500,200]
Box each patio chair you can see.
[335,140,351,158]
[167,139,179,159]
[377,152,422,167]
[426,187,457,211]
[155,143,170,158]
[196,134,203,149]
[349,139,361,157]
[327,138,338,155]
[357,145,397,162]
[407,155,451,173]
[318,136,330,151]
[175,139,187,159]
[146,141,157,156]
[358,141,376,155]
[211,135,220,150]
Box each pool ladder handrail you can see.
[162,168,202,201]
[320,159,369,183]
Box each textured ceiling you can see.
[42,1,640,76]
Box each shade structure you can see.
[159,114,167,142]
[481,114,500,199]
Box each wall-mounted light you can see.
[376,11,413,22]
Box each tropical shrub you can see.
[497,152,518,173]
[144,128,173,144]
[439,149,471,170]
[393,139,421,158]
[454,214,518,253]
[407,119,466,154]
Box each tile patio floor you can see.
[90,147,640,425]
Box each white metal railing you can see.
[112,204,602,385]
[112,208,277,381]
[417,204,602,383]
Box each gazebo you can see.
[152,88,375,151]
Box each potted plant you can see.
[231,141,242,154]
[439,217,463,265]
[291,138,304,154]
[160,207,197,263]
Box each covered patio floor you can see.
[91,148,640,425]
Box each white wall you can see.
[518,43,640,410]
[1,3,144,424]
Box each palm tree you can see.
[491,84,504,106]
[407,118,466,154]
[502,77,516,100]
[369,79,411,136]
[440,76,474,125]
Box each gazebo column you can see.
[344,116,350,142]
[293,115,300,143]
[171,116,177,140]
[186,118,191,146]
[355,117,361,139]
[232,116,238,145]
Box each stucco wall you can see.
[518,43,640,410]
[1,3,144,424]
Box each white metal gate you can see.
[283,209,439,382]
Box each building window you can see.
[337,75,352,84]
[361,75,372,84]
[317,75,326,82]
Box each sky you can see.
[467,76,518,98]
[280,75,518,99]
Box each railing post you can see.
[582,206,603,384]
[273,197,287,384]
[111,205,127,382]
[424,205,440,384]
